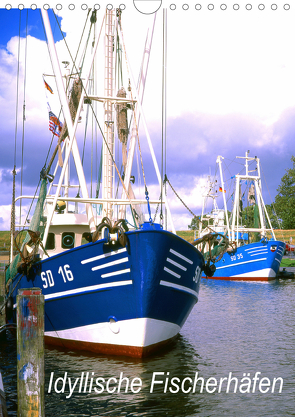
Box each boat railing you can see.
[232,226,273,234]
[14,195,164,206]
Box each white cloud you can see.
[1,6,295,232]
[0,205,13,231]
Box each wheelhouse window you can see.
[82,232,92,244]
[62,232,75,249]
[45,232,55,250]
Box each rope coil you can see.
[92,217,128,247]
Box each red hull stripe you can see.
[202,276,276,282]
[44,335,178,358]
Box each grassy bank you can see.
[0,231,9,250]
[178,229,295,244]
[176,230,195,244]
[0,230,196,249]
[271,230,295,242]
[1,229,294,249]
[280,258,295,267]
[0,230,196,250]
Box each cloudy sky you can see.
[0,2,294,232]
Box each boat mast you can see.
[117,18,176,233]
[216,155,230,238]
[64,141,70,212]
[231,175,240,242]
[232,151,276,242]
[250,154,265,235]
[198,174,217,238]
[120,15,156,206]
[102,9,115,220]
[41,9,103,246]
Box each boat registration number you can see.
[230,253,243,262]
[41,264,74,288]
[193,266,202,283]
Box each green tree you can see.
[265,204,280,229]
[241,205,254,228]
[188,216,204,230]
[241,204,280,229]
[275,156,295,229]
[188,211,231,231]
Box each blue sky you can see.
[0,9,65,46]
[0,4,294,231]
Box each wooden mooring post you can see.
[0,273,6,341]
[17,288,44,417]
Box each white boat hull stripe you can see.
[247,249,269,254]
[44,280,133,301]
[166,258,187,271]
[169,248,193,264]
[160,280,198,298]
[81,247,127,264]
[244,246,264,252]
[216,258,267,270]
[92,257,129,271]
[164,267,181,279]
[101,268,131,278]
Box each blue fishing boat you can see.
[4,8,208,357]
[207,240,285,281]
[195,152,285,281]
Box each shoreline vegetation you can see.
[1,229,295,247]
[177,230,295,245]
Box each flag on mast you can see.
[49,111,63,137]
[44,80,53,94]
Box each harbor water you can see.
[1,277,295,416]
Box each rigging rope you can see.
[23,179,42,228]
[39,10,60,168]
[51,9,138,222]
[118,13,148,194]
[161,9,167,224]
[117,11,154,226]
[20,10,29,222]
[43,9,92,176]
[163,175,224,238]
[115,26,124,89]
[14,10,21,169]
[10,10,22,262]
[78,10,94,77]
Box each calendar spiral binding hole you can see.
[3,2,291,12]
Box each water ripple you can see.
[1,279,295,416]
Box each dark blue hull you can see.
[10,227,204,357]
